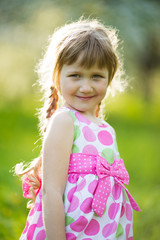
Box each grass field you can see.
[0,94,160,240]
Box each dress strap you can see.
[68,153,141,217]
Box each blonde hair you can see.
[15,18,126,208]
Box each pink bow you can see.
[23,176,41,199]
[92,156,140,217]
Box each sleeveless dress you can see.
[20,106,140,240]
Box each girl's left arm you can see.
[42,111,74,240]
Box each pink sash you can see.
[68,153,140,217]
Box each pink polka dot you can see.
[67,187,77,202]
[80,197,93,214]
[35,203,38,209]
[29,207,35,216]
[39,189,42,199]
[82,145,98,155]
[102,221,117,238]
[75,112,90,124]
[128,237,133,240]
[112,183,122,200]
[37,202,42,211]
[125,224,131,238]
[37,212,43,227]
[84,219,100,236]
[68,195,79,212]
[108,203,120,220]
[126,203,133,221]
[120,205,125,217]
[68,174,79,184]
[98,130,113,145]
[35,229,46,240]
[70,216,88,232]
[88,179,98,195]
[23,221,29,234]
[82,126,96,142]
[66,233,76,240]
[77,178,86,191]
[27,224,36,240]
[83,239,92,240]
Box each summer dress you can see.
[20,106,140,240]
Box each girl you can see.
[15,19,140,240]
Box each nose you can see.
[79,79,93,93]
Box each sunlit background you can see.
[0,0,160,239]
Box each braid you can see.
[46,86,59,119]
[95,103,101,117]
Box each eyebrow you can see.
[66,70,81,74]
[66,69,107,74]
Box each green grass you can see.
[0,94,160,239]
[104,94,160,239]
[0,98,41,240]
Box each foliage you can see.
[0,0,160,103]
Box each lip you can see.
[75,95,95,101]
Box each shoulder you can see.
[51,110,73,126]
[44,110,74,141]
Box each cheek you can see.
[101,89,107,100]
[97,83,108,96]
[61,81,77,96]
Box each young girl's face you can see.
[60,57,109,115]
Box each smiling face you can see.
[60,58,109,116]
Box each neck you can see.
[63,103,99,120]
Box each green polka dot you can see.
[116,152,120,159]
[114,138,119,152]
[72,144,79,153]
[73,125,81,141]
[68,111,77,122]
[123,189,129,202]
[94,212,99,217]
[116,223,124,237]
[101,148,114,165]
[114,138,120,159]
[94,205,107,217]
[63,194,65,203]
[65,215,75,226]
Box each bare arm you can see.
[42,111,74,240]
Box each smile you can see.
[75,96,95,101]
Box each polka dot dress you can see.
[19,107,138,240]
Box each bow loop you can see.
[96,157,111,178]
[96,156,129,185]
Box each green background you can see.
[0,0,160,239]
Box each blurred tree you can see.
[139,35,160,101]
[101,0,160,101]
[0,0,160,102]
